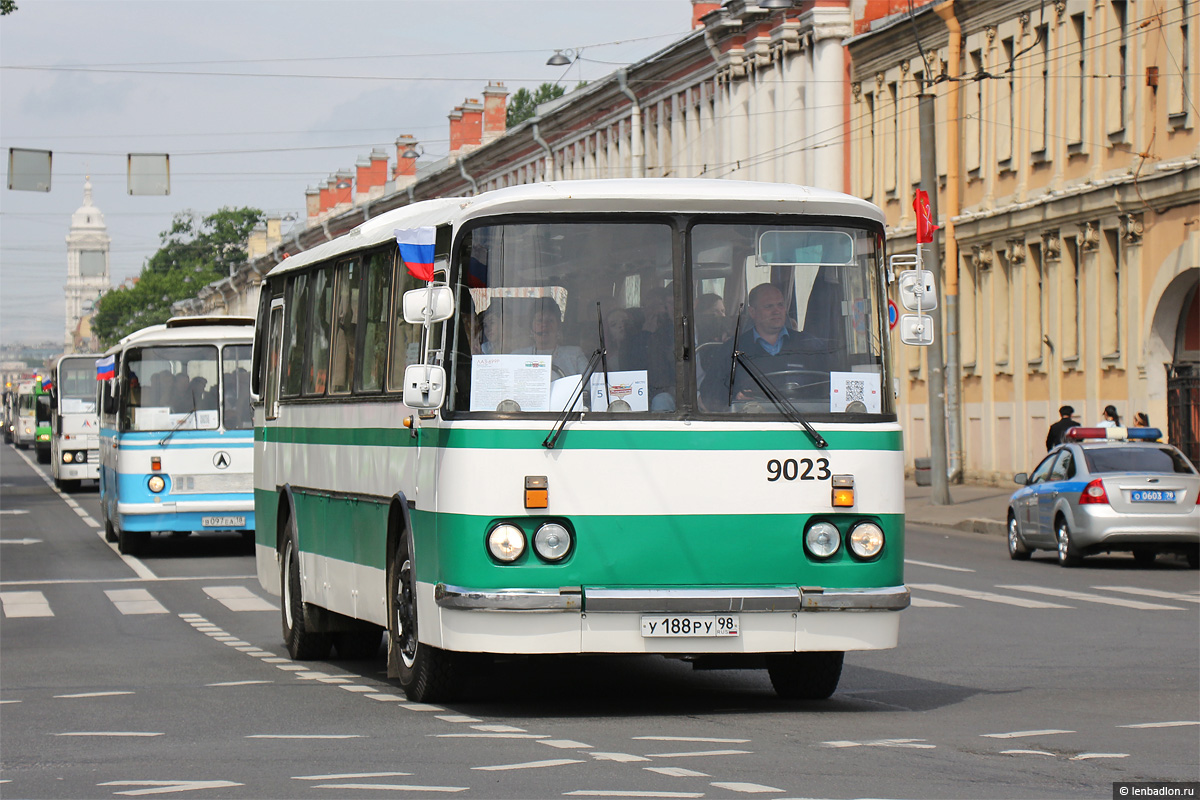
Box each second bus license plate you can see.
[640,614,740,638]
[201,516,246,528]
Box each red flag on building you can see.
[913,189,939,244]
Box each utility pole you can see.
[919,93,952,505]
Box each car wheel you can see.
[1007,514,1032,560]
[766,651,844,700]
[104,517,118,543]
[1132,548,1156,566]
[117,526,148,556]
[280,521,332,661]
[1056,519,1082,567]
[387,531,462,702]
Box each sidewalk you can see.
[904,477,1013,535]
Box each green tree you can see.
[0,1,17,16]
[506,83,571,128]
[92,206,263,346]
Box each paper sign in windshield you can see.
[589,370,649,412]
[830,371,882,413]
[470,354,552,412]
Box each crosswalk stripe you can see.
[997,585,1183,610]
[1091,586,1200,604]
[202,585,276,612]
[105,589,169,615]
[0,591,54,618]
[909,596,961,608]
[908,583,1070,608]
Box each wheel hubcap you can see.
[282,542,295,630]
[1057,528,1068,559]
[393,557,417,668]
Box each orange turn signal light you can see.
[151,457,161,472]
[525,475,548,509]
[831,474,855,507]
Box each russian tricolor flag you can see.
[395,227,436,282]
[95,354,116,381]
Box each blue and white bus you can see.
[98,316,256,555]
[51,354,101,491]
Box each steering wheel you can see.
[758,368,830,402]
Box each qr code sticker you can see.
[845,379,866,405]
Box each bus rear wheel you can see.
[766,651,844,700]
[387,533,460,702]
[280,526,332,660]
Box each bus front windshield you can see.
[58,358,98,414]
[222,344,253,430]
[449,218,890,419]
[124,345,220,432]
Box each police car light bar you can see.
[1063,426,1163,442]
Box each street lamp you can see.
[759,0,792,8]
[401,143,424,160]
[546,49,573,66]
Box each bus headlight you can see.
[805,521,841,559]
[487,524,525,562]
[533,523,571,562]
[75,451,86,463]
[147,475,166,493]
[849,522,885,559]
[62,452,74,463]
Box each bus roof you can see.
[57,353,100,367]
[266,179,886,279]
[165,315,255,329]
[103,321,254,355]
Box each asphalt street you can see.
[2,442,1197,800]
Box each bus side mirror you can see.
[898,314,934,346]
[402,286,454,324]
[402,364,446,410]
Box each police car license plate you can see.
[640,615,739,637]
[201,516,246,527]
[1130,490,1175,503]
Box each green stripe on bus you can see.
[256,488,904,590]
[257,426,902,451]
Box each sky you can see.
[0,0,695,346]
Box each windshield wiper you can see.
[732,352,828,449]
[543,303,613,450]
[158,397,196,447]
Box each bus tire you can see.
[117,527,148,556]
[766,651,844,700]
[60,479,80,493]
[387,533,459,702]
[280,527,332,661]
[36,447,50,464]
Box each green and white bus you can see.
[253,178,925,701]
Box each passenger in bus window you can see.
[629,287,676,411]
[514,298,588,376]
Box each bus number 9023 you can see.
[766,458,831,482]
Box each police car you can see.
[1007,427,1200,568]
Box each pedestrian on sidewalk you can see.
[1046,405,1076,450]
[1099,405,1121,428]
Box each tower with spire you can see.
[64,177,111,352]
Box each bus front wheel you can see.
[766,651,844,700]
[117,526,148,555]
[387,533,460,702]
[280,525,332,660]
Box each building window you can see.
[1067,13,1087,150]
[1108,1,1128,139]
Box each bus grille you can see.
[170,473,253,494]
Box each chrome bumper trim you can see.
[433,584,910,613]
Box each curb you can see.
[953,518,1007,536]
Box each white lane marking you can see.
[710,782,783,794]
[904,559,975,573]
[1093,586,1200,604]
[1118,721,1200,728]
[262,657,290,663]
[647,749,751,758]
[1,591,54,618]
[471,724,526,733]
[206,680,271,687]
[1001,749,1056,757]
[313,784,467,793]
[367,694,406,702]
[909,597,961,608]
[62,498,80,508]
[997,585,1183,611]
[275,664,307,671]
[1071,753,1129,760]
[105,588,169,615]
[909,583,1070,609]
[202,585,276,611]
[634,736,749,743]
[435,715,481,723]
[221,640,251,647]
[0,509,31,515]
[646,767,709,777]
[295,671,332,680]
[564,792,703,798]
[982,729,1074,739]
[1,575,256,587]
[0,700,21,704]
[590,752,651,763]
[473,758,584,771]
[318,677,352,684]
[0,538,41,544]
[539,739,593,749]
[294,772,413,781]
[434,732,546,739]
[822,738,934,749]
[55,731,163,737]
[118,553,159,581]
[340,685,376,693]
[400,703,443,711]
[246,734,363,739]
[82,517,101,528]
[98,780,243,796]
[55,691,134,699]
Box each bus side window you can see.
[328,259,360,395]
[356,248,392,393]
[265,307,284,420]
[251,280,273,398]
[303,265,335,396]
[281,272,310,398]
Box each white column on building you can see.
[63,178,112,352]
[805,6,853,193]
